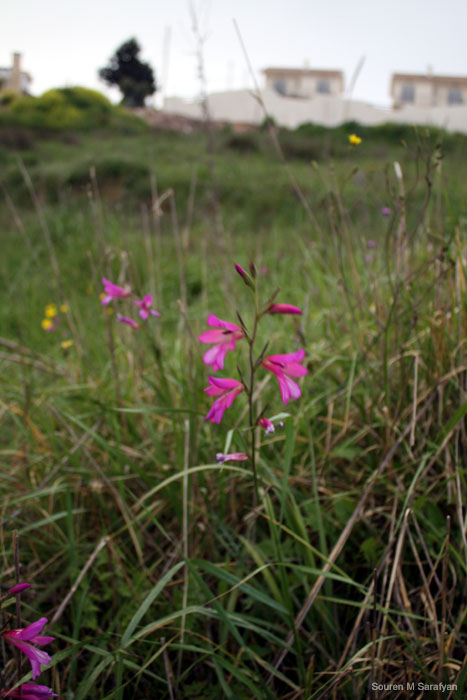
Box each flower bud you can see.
[234,263,255,290]
[267,303,302,315]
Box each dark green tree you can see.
[99,38,156,107]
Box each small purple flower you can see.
[367,240,376,249]
[381,207,392,216]
[364,255,373,264]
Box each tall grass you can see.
[0,122,466,699]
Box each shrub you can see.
[0,86,145,132]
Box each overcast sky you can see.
[1,0,466,107]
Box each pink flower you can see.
[216,452,249,463]
[367,239,376,249]
[3,684,57,699]
[258,417,276,434]
[134,294,161,320]
[381,206,392,216]
[117,314,140,330]
[198,314,244,372]
[267,303,302,315]
[2,618,54,680]
[101,278,131,305]
[205,377,244,424]
[262,350,308,404]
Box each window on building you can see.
[273,79,287,96]
[447,88,463,105]
[317,79,330,94]
[401,84,415,103]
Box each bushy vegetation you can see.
[0,86,144,131]
[0,114,466,698]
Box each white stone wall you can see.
[163,89,467,134]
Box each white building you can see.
[263,67,344,99]
[0,53,32,94]
[391,73,467,109]
[162,65,467,134]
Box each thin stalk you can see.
[247,291,260,504]
[13,531,21,682]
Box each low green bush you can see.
[0,86,146,132]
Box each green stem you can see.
[248,291,259,504]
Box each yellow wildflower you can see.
[60,304,69,313]
[61,340,73,350]
[45,303,58,318]
[41,318,53,331]
[349,134,362,145]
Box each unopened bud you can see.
[234,263,255,290]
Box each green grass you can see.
[0,117,466,698]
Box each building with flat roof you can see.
[391,72,467,108]
[263,67,344,99]
[0,53,32,94]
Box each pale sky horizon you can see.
[1,0,467,108]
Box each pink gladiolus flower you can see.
[134,294,161,320]
[258,417,276,434]
[267,303,302,315]
[205,377,244,424]
[216,452,249,463]
[7,583,31,596]
[117,314,140,330]
[198,315,245,372]
[3,684,57,699]
[101,278,131,305]
[262,350,308,404]
[2,618,54,680]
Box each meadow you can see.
[0,93,466,699]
